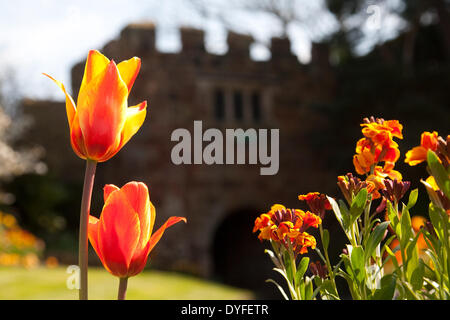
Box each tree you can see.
[324,0,450,67]
[0,104,47,204]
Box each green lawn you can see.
[0,266,254,300]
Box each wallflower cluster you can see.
[254,116,449,300]
[352,117,403,199]
[253,204,321,255]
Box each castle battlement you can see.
[102,22,302,62]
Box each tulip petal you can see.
[120,182,153,249]
[103,184,120,202]
[127,202,156,276]
[42,73,76,127]
[126,238,152,277]
[87,215,106,267]
[147,216,187,254]
[76,60,128,161]
[127,216,186,277]
[117,57,141,93]
[118,101,147,150]
[69,112,88,160]
[98,190,141,277]
[79,50,110,93]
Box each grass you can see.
[0,266,254,300]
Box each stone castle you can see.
[23,23,337,296]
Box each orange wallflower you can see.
[353,149,375,175]
[291,232,317,255]
[355,118,403,170]
[350,117,404,201]
[44,50,147,162]
[361,119,403,144]
[298,192,331,219]
[253,204,321,255]
[88,182,186,278]
[405,131,439,166]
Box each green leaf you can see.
[283,251,294,283]
[410,259,425,291]
[264,249,282,269]
[341,253,355,279]
[405,232,420,282]
[322,229,330,252]
[386,200,400,236]
[428,202,446,242]
[365,221,390,263]
[273,268,297,299]
[305,277,314,300]
[427,150,450,199]
[406,188,419,210]
[315,279,338,300]
[350,246,366,284]
[350,188,368,224]
[327,196,344,229]
[400,204,413,249]
[380,234,397,258]
[295,256,310,287]
[339,199,350,227]
[371,274,397,300]
[384,245,400,271]
[265,279,289,300]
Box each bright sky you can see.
[0,0,196,99]
[0,0,402,102]
[0,0,337,101]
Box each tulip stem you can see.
[78,159,97,300]
[118,277,129,300]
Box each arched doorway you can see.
[211,208,279,298]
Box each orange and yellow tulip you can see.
[44,50,147,162]
[88,182,186,278]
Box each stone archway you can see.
[211,207,278,298]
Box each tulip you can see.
[44,50,148,299]
[88,182,186,299]
[44,49,147,162]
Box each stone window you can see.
[233,91,243,121]
[214,89,225,121]
[212,88,264,123]
[251,91,261,122]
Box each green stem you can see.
[78,159,97,300]
[403,281,421,300]
[118,277,129,300]
[287,241,300,299]
[362,196,372,244]
[319,225,339,297]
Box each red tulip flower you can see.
[88,182,186,278]
[44,50,147,162]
